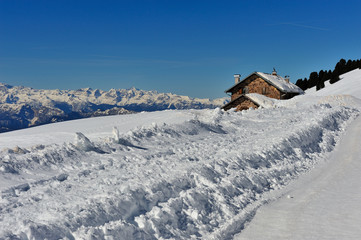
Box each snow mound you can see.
[246,93,277,108]
[74,132,96,152]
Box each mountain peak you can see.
[0,83,229,132]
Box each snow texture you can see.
[235,113,361,240]
[0,69,360,239]
[306,68,361,98]
[0,94,359,239]
[245,93,277,108]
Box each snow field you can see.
[235,110,361,240]
[306,68,361,98]
[0,95,359,239]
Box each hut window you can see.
[243,87,249,94]
[262,87,268,95]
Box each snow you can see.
[0,83,228,112]
[245,93,277,108]
[306,68,361,97]
[225,72,303,95]
[0,69,360,239]
[0,110,194,149]
[234,69,361,239]
[0,95,359,239]
[256,72,304,94]
[235,112,361,240]
[0,83,228,132]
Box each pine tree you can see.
[316,70,326,90]
[326,70,332,80]
[321,71,329,83]
[295,78,303,88]
[338,58,347,74]
[307,71,319,89]
[316,79,325,90]
[297,58,360,89]
[330,59,344,84]
[346,60,353,72]
[296,78,308,90]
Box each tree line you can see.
[295,58,361,91]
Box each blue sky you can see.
[1,0,361,99]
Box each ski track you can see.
[0,98,359,239]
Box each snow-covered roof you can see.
[225,72,304,94]
[256,72,303,94]
[221,93,276,111]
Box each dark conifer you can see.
[346,60,353,72]
[316,79,325,91]
[307,71,319,89]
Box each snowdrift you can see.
[0,94,359,239]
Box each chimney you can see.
[234,74,241,84]
[272,68,277,76]
[284,75,290,83]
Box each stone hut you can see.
[222,70,304,111]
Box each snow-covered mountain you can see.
[0,83,228,132]
[0,69,360,239]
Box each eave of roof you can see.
[224,72,258,93]
[221,94,259,110]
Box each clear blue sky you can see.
[1,0,361,99]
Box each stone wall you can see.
[235,75,281,99]
[235,99,259,111]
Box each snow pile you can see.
[246,93,277,108]
[0,95,359,239]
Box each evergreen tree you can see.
[321,71,330,83]
[338,58,347,74]
[346,60,353,72]
[316,70,326,90]
[330,59,345,84]
[318,70,325,81]
[307,71,319,89]
[330,74,340,84]
[316,79,325,90]
[297,58,360,89]
[302,78,308,91]
[296,78,308,90]
[356,59,361,69]
[295,78,303,89]
[326,70,332,80]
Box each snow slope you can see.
[0,94,359,239]
[0,110,194,149]
[306,68,361,97]
[235,111,361,240]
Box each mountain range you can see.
[0,83,228,132]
